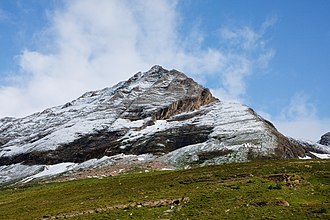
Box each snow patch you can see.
[21,163,76,183]
[298,156,312,160]
[310,152,330,159]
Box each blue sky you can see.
[0,0,329,141]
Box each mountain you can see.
[0,65,329,185]
[319,132,330,146]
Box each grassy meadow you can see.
[0,159,329,219]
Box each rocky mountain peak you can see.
[0,66,329,185]
[0,66,217,162]
[144,64,167,76]
[319,132,330,146]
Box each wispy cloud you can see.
[0,0,274,117]
[211,18,276,101]
[0,8,8,21]
[258,93,330,141]
[279,93,317,120]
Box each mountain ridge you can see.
[0,65,329,185]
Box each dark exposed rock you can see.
[0,125,213,166]
[319,132,330,146]
[0,137,10,147]
[273,133,306,158]
[124,125,213,156]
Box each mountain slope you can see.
[1,159,329,219]
[320,132,330,146]
[0,66,328,184]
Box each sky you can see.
[0,0,329,141]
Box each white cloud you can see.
[279,93,317,120]
[212,19,276,101]
[260,15,277,34]
[274,119,330,142]
[211,55,251,101]
[0,0,215,117]
[258,93,329,142]
[0,0,274,117]
[220,26,260,51]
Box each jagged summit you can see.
[62,64,217,122]
[0,66,329,185]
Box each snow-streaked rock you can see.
[0,65,328,185]
[319,132,330,146]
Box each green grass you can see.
[0,159,329,219]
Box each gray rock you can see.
[319,132,330,146]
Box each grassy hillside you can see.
[0,159,329,219]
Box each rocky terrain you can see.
[0,65,329,185]
[319,132,330,146]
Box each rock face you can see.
[0,65,329,184]
[319,132,330,146]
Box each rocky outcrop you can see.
[319,132,330,146]
[0,65,328,184]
